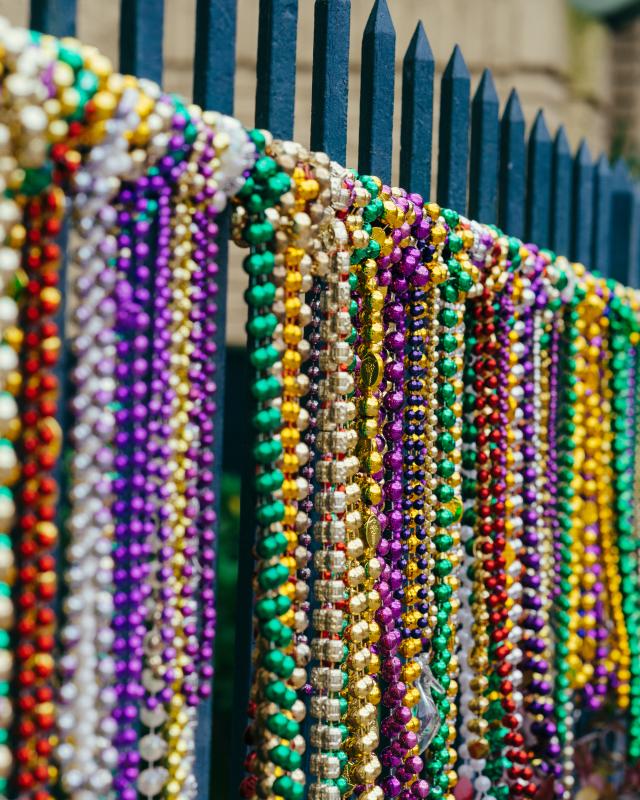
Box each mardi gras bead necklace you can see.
[234,132,310,800]
[594,285,631,712]
[12,184,64,800]
[307,163,358,800]
[423,213,476,800]
[56,86,141,798]
[549,257,578,800]
[631,338,640,760]
[377,190,414,799]
[341,173,386,798]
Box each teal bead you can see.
[436,358,457,378]
[258,563,289,590]
[438,307,458,328]
[434,557,452,577]
[436,382,456,406]
[255,468,284,494]
[261,618,284,641]
[255,598,278,620]
[253,407,281,433]
[436,458,455,478]
[251,375,280,401]
[435,508,454,528]
[456,270,474,293]
[256,531,287,558]
[443,208,459,228]
[435,407,456,429]
[441,332,458,353]
[245,281,276,308]
[436,431,456,453]
[250,344,279,369]
[448,233,463,253]
[434,533,453,552]
[441,281,459,303]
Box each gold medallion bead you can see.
[338,173,387,797]
[423,212,477,798]
[307,164,361,800]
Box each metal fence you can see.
[23,0,640,797]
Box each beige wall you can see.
[0,0,628,342]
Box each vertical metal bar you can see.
[399,21,434,199]
[437,44,470,214]
[610,161,637,286]
[571,139,593,267]
[358,0,396,183]
[119,0,165,83]
[310,0,351,163]
[550,126,572,258]
[191,2,238,797]
[592,154,611,274]
[30,0,77,36]
[193,0,238,114]
[526,110,552,247]
[469,68,499,223]
[255,0,299,139]
[498,89,525,239]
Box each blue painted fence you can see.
[27,0,640,798]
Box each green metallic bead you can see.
[436,431,456,453]
[436,407,456,429]
[251,375,281,401]
[436,382,456,406]
[438,307,458,328]
[245,281,276,308]
[258,563,289,590]
[436,358,457,378]
[250,344,279,369]
[254,468,284,494]
[457,270,474,293]
[436,458,455,478]
[434,533,453,552]
[255,598,278,620]
[448,233,463,253]
[435,509,454,528]
[441,332,458,353]
[434,583,452,602]
[261,618,284,641]
[433,558,453,577]
[441,281,459,303]
[256,531,288,558]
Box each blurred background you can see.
[3,0,640,343]
[2,1,640,795]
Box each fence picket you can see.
[310,0,351,163]
[550,126,572,258]
[191,1,239,796]
[193,0,237,114]
[498,88,525,239]
[610,161,638,285]
[399,21,434,199]
[30,0,76,36]
[119,0,164,83]
[255,0,299,138]
[358,0,396,183]
[469,68,499,223]
[571,139,594,267]
[526,110,552,246]
[592,154,611,274]
[437,45,470,214]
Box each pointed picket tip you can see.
[404,20,433,65]
[575,138,592,166]
[474,68,498,106]
[595,153,611,176]
[364,0,395,37]
[443,44,469,81]
[611,158,630,185]
[530,109,551,143]
[554,125,570,155]
[503,88,524,123]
